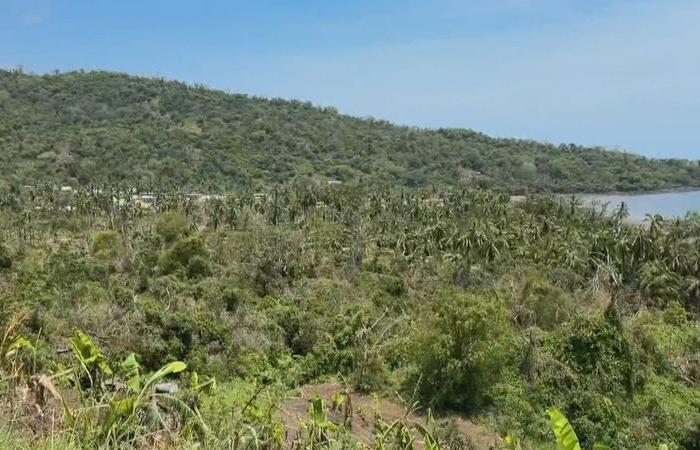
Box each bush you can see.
[186,255,212,279]
[156,212,190,244]
[411,289,516,412]
[91,230,123,260]
[630,376,700,448]
[510,270,576,330]
[0,242,11,270]
[489,379,546,440]
[220,287,253,312]
[568,391,628,447]
[560,312,643,397]
[158,236,210,278]
[44,249,108,292]
[380,274,406,297]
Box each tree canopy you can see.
[1,69,698,193]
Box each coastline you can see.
[560,186,700,197]
[510,189,700,225]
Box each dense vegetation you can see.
[1,69,699,193]
[0,185,698,448]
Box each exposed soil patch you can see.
[278,381,500,449]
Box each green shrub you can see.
[44,249,108,292]
[186,255,212,279]
[567,391,628,447]
[489,376,553,441]
[380,274,406,297]
[411,289,517,412]
[156,212,190,244]
[158,236,210,278]
[560,313,643,397]
[0,242,11,270]
[220,287,253,312]
[511,271,576,330]
[629,375,700,448]
[91,230,123,260]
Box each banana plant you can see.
[190,370,217,395]
[0,310,36,383]
[66,337,197,442]
[112,356,186,416]
[547,408,581,450]
[105,356,190,440]
[305,396,339,445]
[546,408,641,450]
[70,330,113,390]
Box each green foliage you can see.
[560,313,642,397]
[219,287,252,312]
[104,360,188,435]
[1,70,698,192]
[91,230,124,260]
[301,396,341,446]
[512,270,576,330]
[158,236,210,278]
[630,376,700,448]
[119,353,142,392]
[0,242,11,270]
[0,185,698,448]
[411,290,516,411]
[71,330,113,387]
[0,310,35,382]
[156,212,190,244]
[547,408,582,450]
[638,261,683,307]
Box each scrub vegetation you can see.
[0,185,698,448]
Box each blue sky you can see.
[2,0,699,159]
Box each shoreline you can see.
[510,189,699,225]
[510,188,700,203]
[559,186,700,197]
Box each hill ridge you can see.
[1,69,698,193]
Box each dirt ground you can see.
[278,381,500,449]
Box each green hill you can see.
[1,69,698,192]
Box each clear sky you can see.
[2,0,699,159]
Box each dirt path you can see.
[278,381,500,449]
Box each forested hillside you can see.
[1,69,698,193]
